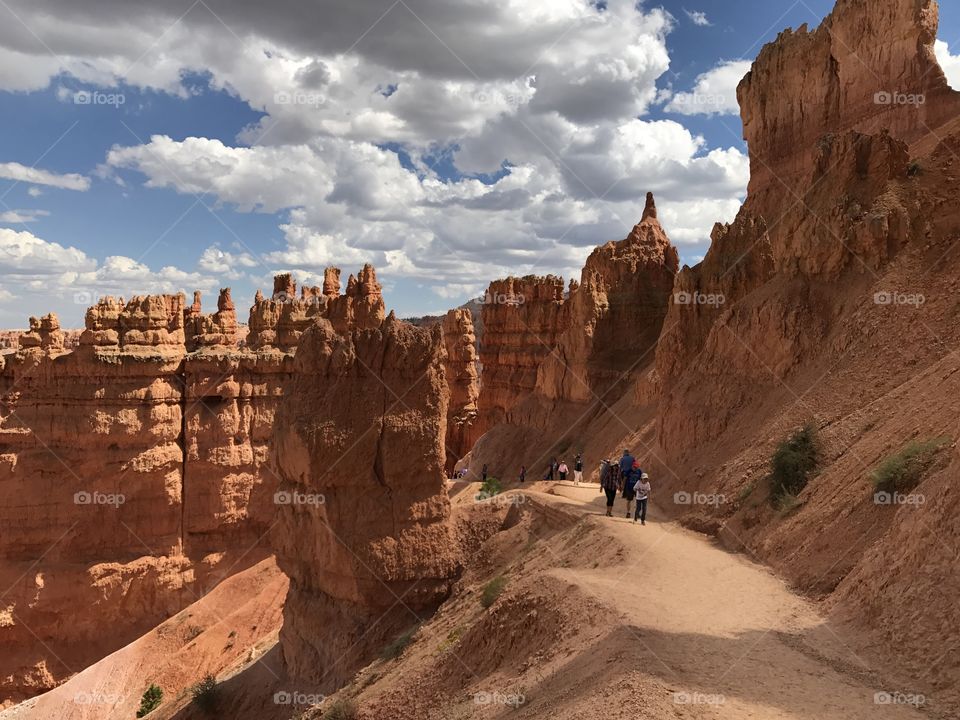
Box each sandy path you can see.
[546,484,927,719]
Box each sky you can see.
[0,0,959,327]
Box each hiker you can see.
[519,465,526,483]
[633,472,651,525]
[622,459,642,518]
[574,453,583,485]
[600,459,618,516]
[482,464,488,482]
[558,460,569,481]
[619,449,635,478]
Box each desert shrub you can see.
[324,698,358,720]
[870,438,949,493]
[479,476,502,498]
[136,684,163,717]
[768,424,819,505]
[380,624,419,660]
[190,674,219,714]
[480,575,508,609]
[736,482,755,503]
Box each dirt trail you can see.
[545,484,927,719]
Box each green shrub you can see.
[480,575,508,609]
[380,624,419,660]
[190,673,218,714]
[136,684,163,717]
[870,438,948,493]
[479,476,502,498]
[768,424,819,504]
[324,698,358,720]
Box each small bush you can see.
[480,575,508,609]
[136,684,163,717]
[324,698,358,720]
[190,673,219,714]
[870,438,949,493]
[768,424,819,504]
[736,482,755,503]
[479,476,502,498]
[908,160,923,177]
[381,624,419,660]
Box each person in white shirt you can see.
[633,473,651,525]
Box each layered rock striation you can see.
[0,266,389,703]
[271,311,460,690]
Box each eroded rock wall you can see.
[0,267,385,704]
[272,313,459,690]
[441,308,479,472]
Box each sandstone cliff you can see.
[647,0,960,703]
[441,308,479,472]
[0,267,389,704]
[271,312,460,690]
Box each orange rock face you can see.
[475,197,678,436]
[271,311,460,690]
[739,0,960,211]
[0,266,392,704]
[441,308,479,473]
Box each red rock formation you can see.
[739,0,960,210]
[441,308,479,472]
[271,312,459,690]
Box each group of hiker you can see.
[600,449,651,524]
[543,454,584,483]
[457,449,652,525]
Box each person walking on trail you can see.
[619,449,635,478]
[558,460,569,481]
[622,459,642,518]
[482,464,488,482]
[519,465,526,483]
[633,472,651,525]
[600,459,618,516]
[574,453,583,485]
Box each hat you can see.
[641,472,649,479]
[632,460,640,469]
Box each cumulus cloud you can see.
[0,162,90,191]
[936,40,960,90]
[0,209,50,223]
[0,0,753,313]
[665,60,751,116]
[0,227,215,325]
[685,10,711,27]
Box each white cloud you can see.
[0,209,50,223]
[685,10,711,27]
[0,228,95,274]
[198,245,259,279]
[665,60,751,116]
[0,162,90,191]
[935,40,960,90]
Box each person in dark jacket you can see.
[519,465,526,483]
[482,464,488,482]
[574,453,583,485]
[623,460,642,518]
[600,459,618,516]
[619,449,635,477]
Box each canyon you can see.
[1,0,960,717]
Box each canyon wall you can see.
[271,311,460,690]
[649,0,960,701]
[0,266,388,704]
[441,308,479,472]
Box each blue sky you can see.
[0,0,958,327]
